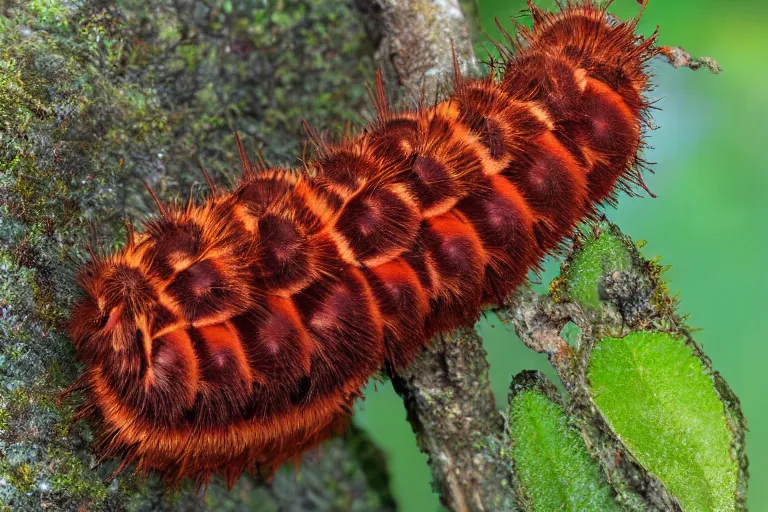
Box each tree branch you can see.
[354,0,478,101]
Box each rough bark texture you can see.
[0,1,394,510]
[391,330,515,512]
[354,0,478,103]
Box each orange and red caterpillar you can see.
[68,1,659,487]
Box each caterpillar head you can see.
[69,250,160,366]
[69,204,257,365]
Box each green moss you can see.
[560,231,633,310]
[44,359,72,391]
[6,389,28,411]
[13,463,37,493]
[0,460,36,495]
[48,448,108,502]
[0,407,10,434]
[508,389,618,511]
[588,331,738,511]
[27,0,71,31]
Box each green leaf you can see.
[561,231,632,310]
[509,376,619,512]
[588,331,739,511]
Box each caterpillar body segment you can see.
[69,1,658,485]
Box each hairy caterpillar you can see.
[68,1,659,487]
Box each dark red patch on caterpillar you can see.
[66,1,659,487]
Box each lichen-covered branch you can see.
[354,0,478,102]
[657,45,722,73]
[391,330,515,512]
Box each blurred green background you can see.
[355,0,768,510]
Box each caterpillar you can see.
[68,1,659,487]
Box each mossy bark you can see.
[0,1,394,510]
